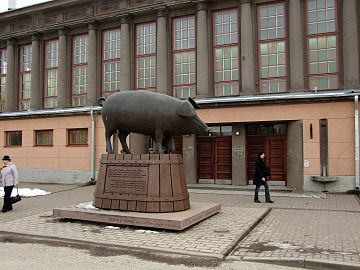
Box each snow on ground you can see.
[76,202,97,210]
[0,187,50,198]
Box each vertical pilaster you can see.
[240,0,256,95]
[87,22,98,105]
[343,0,359,88]
[156,8,169,95]
[5,39,16,111]
[232,124,247,186]
[31,34,41,109]
[289,0,305,91]
[120,15,131,91]
[183,134,197,184]
[196,1,210,98]
[58,28,68,107]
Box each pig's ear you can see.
[177,101,195,117]
[188,97,201,109]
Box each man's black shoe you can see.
[266,200,274,203]
[254,199,261,203]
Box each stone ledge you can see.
[311,176,339,183]
[53,202,221,231]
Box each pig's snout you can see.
[199,126,210,136]
[192,117,210,136]
[205,127,210,135]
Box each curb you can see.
[221,207,271,258]
[236,256,360,270]
[239,257,305,268]
[305,258,360,270]
[0,231,224,261]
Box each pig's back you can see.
[102,91,181,135]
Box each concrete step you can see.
[187,184,293,193]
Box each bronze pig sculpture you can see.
[99,90,210,154]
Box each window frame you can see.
[305,0,339,90]
[67,128,88,146]
[34,129,54,147]
[0,48,6,112]
[44,39,59,109]
[102,27,121,97]
[19,44,32,111]
[135,21,157,91]
[212,8,240,97]
[171,15,197,99]
[208,125,233,137]
[5,130,22,147]
[71,34,89,107]
[257,1,288,94]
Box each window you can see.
[44,40,59,108]
[258,2,287,93]
[209,125,232,136]
[0,48,6,112]
[68,128,88,145]
[19,45,32,111]
[5,131,22,146]
[103,29,121,97]
[213,9,239,96]
[136,22,156,90]
[247,124,287,136]
[173,16,196,99]
[72,35,88,106]
[35,130,53,146]
[306,0,338,90]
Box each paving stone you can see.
[0,206,269,259]
[231,206,360,267]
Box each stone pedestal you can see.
[94,154,190,212]
[53,202,221,231]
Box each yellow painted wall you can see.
[197,100,355,176]
[0,100,356,178]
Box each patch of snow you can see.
[135,229,159,234]
[265,241,299,250]
[0,187,50,198]
[76,202,97,210]
[104,226,120,229]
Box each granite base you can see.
[53,202,221,231]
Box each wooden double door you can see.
[247,136,287,183]
[197,136,232,184]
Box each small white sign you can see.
[304,160,310,168]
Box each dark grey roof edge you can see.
[195,89,360,106]
[0,106,101,119]
[0,89,359,119]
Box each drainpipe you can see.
[89,108,96,183]
[355,95,359,189]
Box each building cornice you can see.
[195,89,360,107]
[0,90,359,119]
[0,0,195,40]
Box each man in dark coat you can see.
[253,151,273,203]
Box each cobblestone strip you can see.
[0,207,269,259]
[230,209,360,268]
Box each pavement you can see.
[0,182,360,270]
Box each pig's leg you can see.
[154,129,164,154]
[118,130,131,154]
[105,128,114,153]
[167,136,176,154]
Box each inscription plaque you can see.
[104,165,148,194]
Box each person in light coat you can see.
[1,155,18,212]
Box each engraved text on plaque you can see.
[104,166,148,194]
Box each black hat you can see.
[2,155,11,161]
